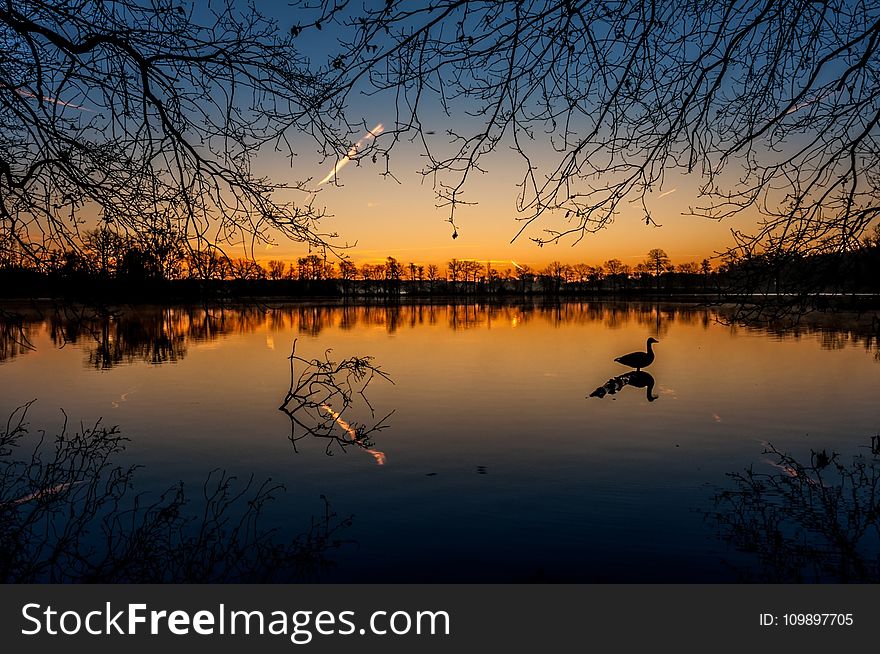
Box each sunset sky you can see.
[264,143,750,269]
[244,2,757,271]
[5,1,871,274]
[18,1,796,271]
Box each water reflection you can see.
[279,340,394,463]
[2,298,880,582]
[1,301,877,367]
[0,402,350,582]
[709,437,880,582]
[590,371,659,402]
[0,312,35,363]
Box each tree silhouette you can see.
[384,256,403,294]
[426,263,440,293]
[447,258,463,285]
[338,259,357,294]
[543,260,567,293]
[645,248,671,290]
[0,1,349,267]
[297,255,326,281]
[82,226,125,277]
[302,0,880,263]
[603,258,627,292]
[267,260,287,281]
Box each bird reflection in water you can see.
[590,336,660,402]
[589,370,659,402]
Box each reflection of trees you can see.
[0,310,35,362]
[709,440,880,582]
[1,302,877,366]
[448,303,483,330]
[45,305,272,368]
[86,310,188,368]
[714,305,880,358]
[279,341,394,463]
[0,403,350,582]
[296,306,326,337]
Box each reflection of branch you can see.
[709,439,880,582]
[279,339,394,463]
[0,403,350,582]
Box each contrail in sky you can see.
[13,88,93,112]
[656,188,677,199]
[317,123,384,186]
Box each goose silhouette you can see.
[614,337,658,371]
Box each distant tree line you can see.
[2,225,879,301]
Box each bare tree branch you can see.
[305,0,880,260]
[0,0,361,265]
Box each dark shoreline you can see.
[2,276,880,305]
[3,289,880,309]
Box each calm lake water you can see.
[2,301,878,582]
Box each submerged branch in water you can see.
[279,338,394,463]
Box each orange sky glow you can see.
[260,147,754,270]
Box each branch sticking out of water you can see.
[279,339,395,462]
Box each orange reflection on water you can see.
[320,402,386,466]
[5,301,877,370]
